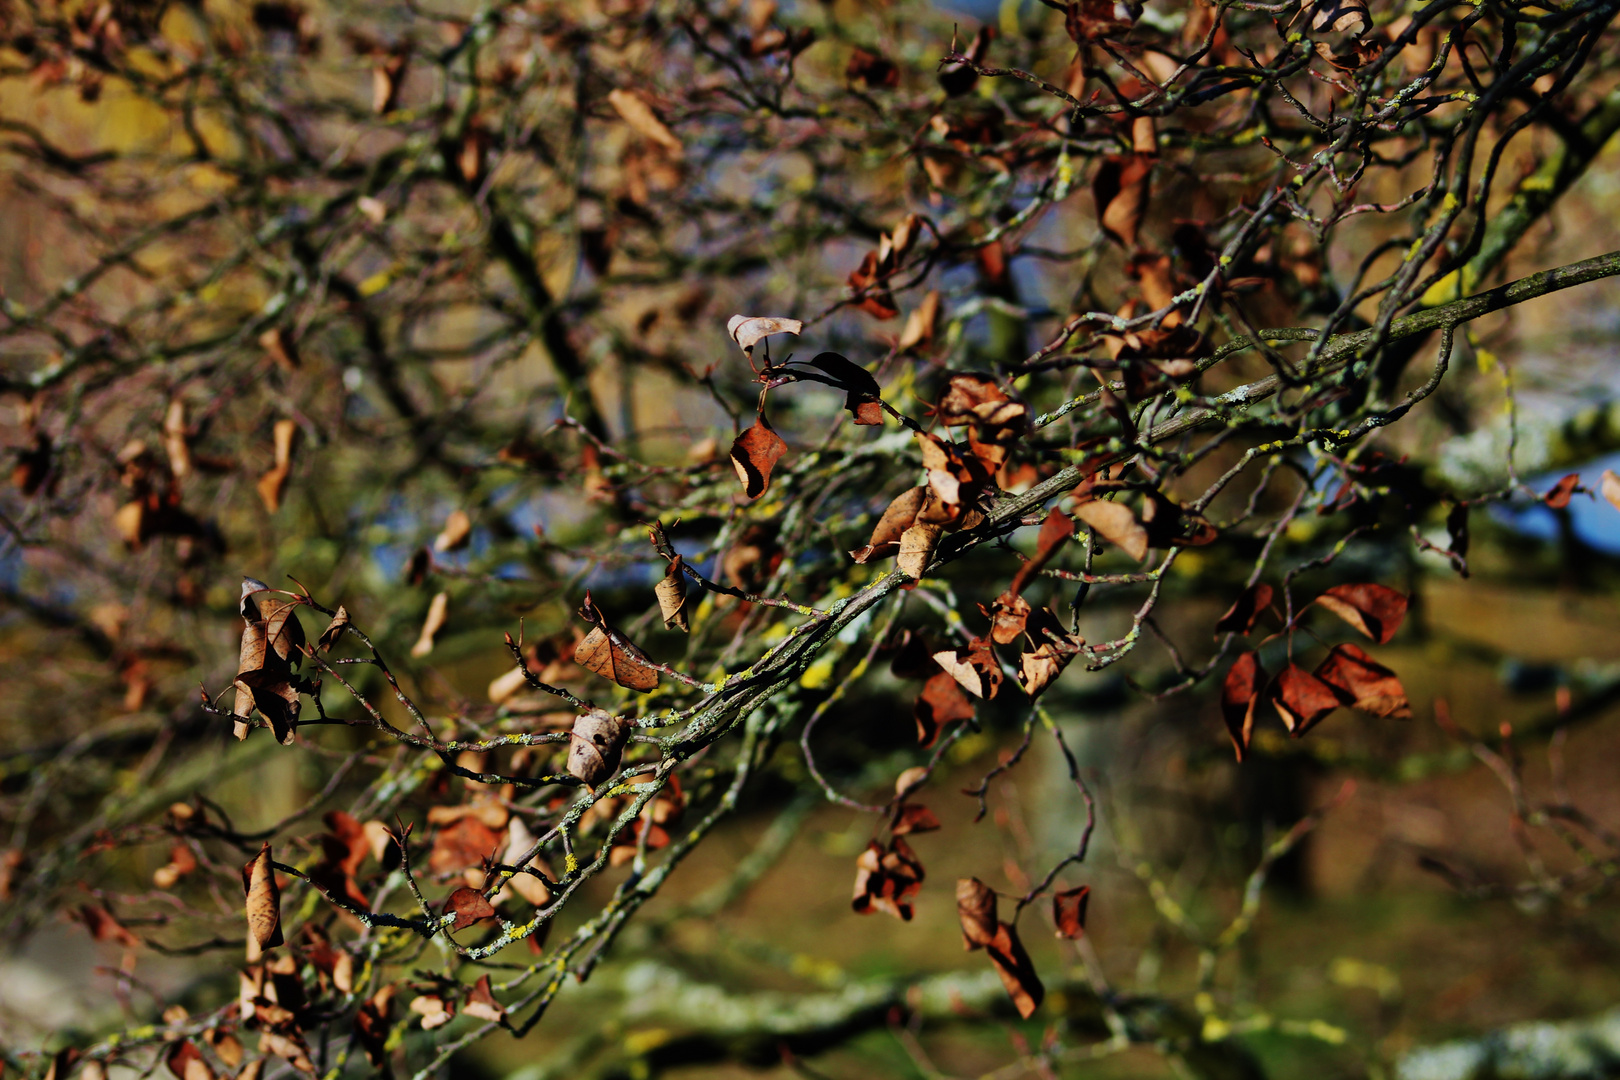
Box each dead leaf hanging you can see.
[914,670,975,747]
[1054,885,1090,939]
[256,419,298,513]
[1268,663,1341,737]
[655,555,689,632]
[726,314,803,355]
[729,417,788,500]
[607,87,684,157]
[931,639,1003,700]
[1221,651,1265,761]
[443,886,496,931]
[576,596,660,693]
[1094,153,1152,248]
[956,877,998,950]
[986,922,1044,1019]
[1314,583,1408,644]
[410,591,449,658]
[1073,497,1149,562]
[1314,643,1411,718]
[434,509,472,552]
[464,975,506,1023]
[1214,583,1273,636]
[897,522,943,578]
[851,837,925,920]
[242,843,283,959]
[851,486,927,563]
[567,709,627,790]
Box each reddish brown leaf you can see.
[1268,664,1341,737]
[1094,153,1152,248]
[567,709,627,790]
[1221,651,1265,761]
[315,605,351,651]
[1545,472,1581,508]
[852,837,925,921]
[956,877,998,950]
[915,670,976,746]
[846,47,900,88]
[429,816,503,875]
[1315,583,1408,644]
[443,886,496,931]
[576,596,660,692]
[891,803,941,836]
[1314,643,1411,719]
[1007,507,1073,598]
[434,509,472,552]
[986,921,1044,1018]
[77,903,140,948]
[729,418,788,499]
[242,842,284,957]
[354,986,396,1067]
[655,555,689,632]
[166,1042,214,1080]
[985,590,1030,645]
[1215,583,1274,636]
[1053,885,1090,939]
[464,974,506,1023]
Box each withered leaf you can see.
[1073,498,1149,562]
[898,290,941,352]
[726,314,803,354]
[1215,583,1273,636]
[851,837,925,921]
[410,590,449,658]
[1054,885,1090,939]
[429,816,502,875]
[914,670,975,747]
[1018,639,1073,699]
[1007,507,1073,598]
[576,626,660,692]
[1601,469,1620,511]
[655,556,689,632]
[1268,664,1340,737]
[256,419,298,513]
[443,886,496,931]
[410,994,453,1030]
[1544,473,1581,509]
[1094,153,1152,248]
[567,710,627,790]
[1314,643,1411,719]
[354,986,396,1067]
[464,974,506,1023]
[316,605,351,651]
[895,765,929,796]
[956,877,998,950]
[166,1042,213,1080]
[242,842,284,956]
[1314,583,1408,645]
[729,419,788,500]
[897,523,943,578]
[434,509,472,552]
[77,903,140,947]
[985,590,1030,645]
[986,922,1044,1019]
[1221,651,1265,761]
[846,46,900,89]
[851,486,926,563]
[932,640,1003,700]
[607,88,683,156]
[890,803,941,836]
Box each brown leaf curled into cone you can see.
[897,522,942,578]
[986,921,1044,1018]
[464,974,506,1023]
[1314,643,1411,718]
[1215,583,1273,636]
[316,605,350,651]
[1054,885,1090,939]
[1269,664,1341,737]
[1018,640,1072,699]
[567,710,627,790]
[443,886,496,931]
[956,877,997,950]
[1073,497,1149,562]
[354,986,396,1066]
[242,842,283,955]
[1314,583,1407,644]
[655,555,689,632]
[729,419,787,499]
[1221,651,1264,761]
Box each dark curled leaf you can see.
[891,803,941,835]
[1544,473,1581,509]
[915,670,975,747]
[1221,651,1265,761]
[1314,643,1411,719]
[1214,583,1273,637]
[1053,885,1090,939]
[1314,583,1408,644]
[443,886,496,931]
[1268,664,1341,737]
[986,922,1044,1019]
[956,877,998,950]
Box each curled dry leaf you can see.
[242,842,283,958]
[986,922,1044,1019]
[1018,641,1072,700]
[1054,885,1090,939]
[1073,497,1148,562]
[443,886,497,931]
[410,994,453,1030]
[890,803,941,836]
[434,509,472,552]
[410,590,449,657]
[1545,473,1581,508]
[1269,664,1340,737]
[931,640,1003,700]
[1094,153,1152,248]
[726,314,803,354]
[985,590,1030,645]
[167,1041,213,1080]
[1221,651,1265,761]
[851,486,927,563]
[1314,583,1408,644]
[1214,583,1273,636]
[655,555,689,632]
[354,985,396,1067]
[895,765,929,797]
[1007,507,1073,599]
[1314,643,1411,718]
[316,605,350,651]
[897,522,943,578]
[914,670,975,747]
[234,586,305,744]
[1601,469,1620,511]
[956,877,998,950]
[898,289,940,352]
[851,837,925,921]
[607,88,683,156]
[256,419,298,513]
[163,400,191,480]
[429,816,502,875]
[804,352,885,425]
[576,624,660,693]
[729,418,788,500]
[464,974,506,1023]
[567,710,627,790]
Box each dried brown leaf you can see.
[434,509,472,552]
[410,591,449,657]
[1221,651,1264,761]
[986,921,1044,1019]
[443,886,496,931]
[956,877,998,950]
[1214,583,1273,636]
[1269,663,1341,737]
[897,523,943,578]
[1314,583,1408,644]
[464,974,506,1023]
[1054,885,1090,939]
[729,419,788,500]
[607,88,683,156]
[1073,498,1149,562]
[567,710,627,790]
[726,314,803,354]
[242,843,283,956]
[655,556,689,632]
[1314,643,1411,719]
